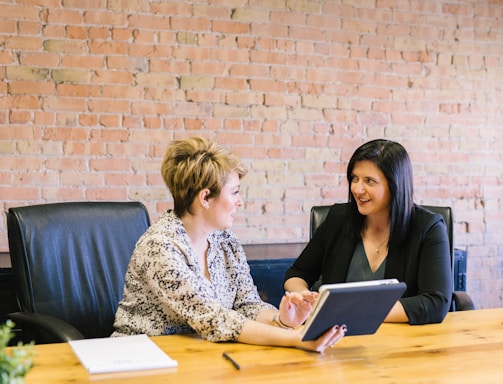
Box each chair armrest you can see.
[8,312,85,343]
[452,291,475,311]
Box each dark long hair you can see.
[346,139,414,246]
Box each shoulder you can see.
[211,229,244,253]
[329,202,351,213]
[138,211,183,241]
[411,205,446,226]
[209,229,248,266]
[409,205,448,238]
[309,203,353,241]
[325,202,351,220]
[212,228,240,243]
[323,203,352,229]
[134,210,192,256]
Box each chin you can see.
[357,207,370,216]
[218,221,233,230]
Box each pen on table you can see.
[222,352,240,370]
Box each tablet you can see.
[300,279,407,341]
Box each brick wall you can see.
[1,1,502,309]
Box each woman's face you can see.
[350,160,391,218]
[208,171,243,229]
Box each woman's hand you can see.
[294,324,347,353]
[278,290,319,328]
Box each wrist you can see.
[272,313,293,330]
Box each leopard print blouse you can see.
[112,210,275,342]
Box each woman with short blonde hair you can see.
[114,136,346,353]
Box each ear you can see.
[198,188,211,209]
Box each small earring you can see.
[203,202,209,209]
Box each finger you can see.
[329,325,347,347]
[299,291,317,302]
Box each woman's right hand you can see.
[293,324,347,353]
[278,291,318,328]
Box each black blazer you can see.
[285,203,453,324]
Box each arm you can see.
[138,241,345,352]
[284,204,351,292]
[237,318,346,353]
[131,232,257,341]
[210,279,345,352]
[231,239,347,352]
[232,241,318,328]
[283,230,327,291]
[190,234,347,352]
[398,214,453,324]
[284,277,310,293]
[384,301,408,323]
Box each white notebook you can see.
[69,334,178,374]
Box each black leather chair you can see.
[7,201,151,344]
[310,204,475,311]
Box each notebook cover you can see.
[69,334,178,374]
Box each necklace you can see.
[373,238,388,254]
[362,223,390,255]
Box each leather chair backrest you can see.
[7,202,150,339]
[309,205,331,239]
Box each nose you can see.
[353,180,365,195]
[236,195,243,207]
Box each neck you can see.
[363,215,390,236]
[362,215,390,252]
[362,217,391,267]
[180,213,211,252]
[180,213,211,279]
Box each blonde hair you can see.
[161,136,247,217]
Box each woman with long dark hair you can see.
[285,139,452,324]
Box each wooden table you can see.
[20,308,503,383]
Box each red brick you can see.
[42,187,86,201]
[1,4,40,21]
[99,115,121,128]
[0,186,40,200]
[61,55,104,69]
[43,127,87,141]
[88,99,129,113]
[9,81,55,95]
[56,84,99,97]
[18,52,59,67]
[212,20,250,35]
[63,141,105,157]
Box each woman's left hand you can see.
[278,291,318,328]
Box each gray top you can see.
[346,241,386,282]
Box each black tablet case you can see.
[301,280,407,341]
